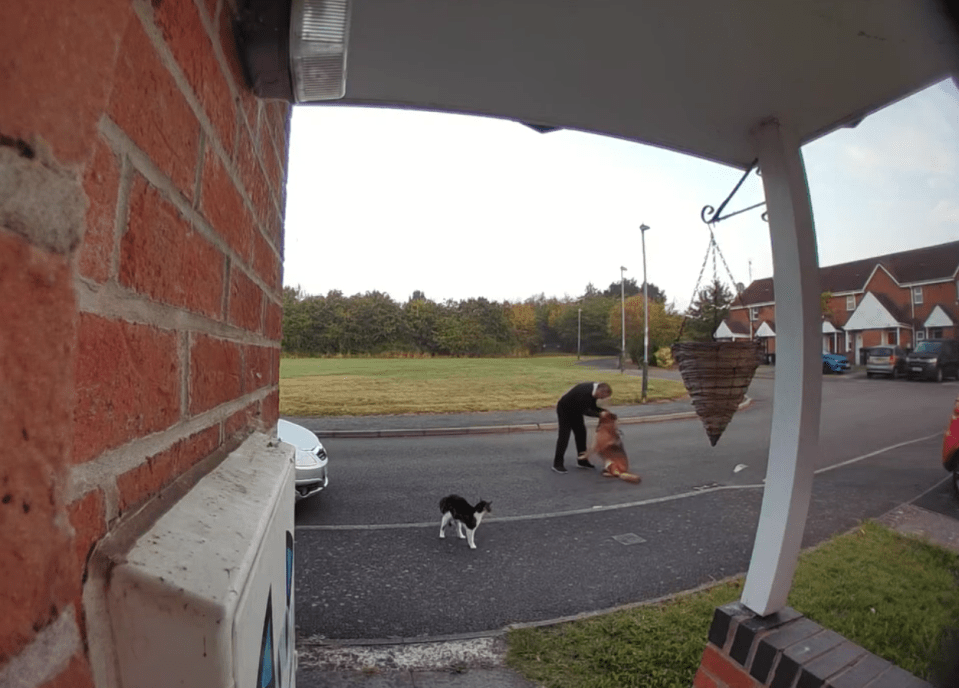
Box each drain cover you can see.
[612,533,647,546]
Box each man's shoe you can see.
[552,465,568,474]
[577,459,595,469]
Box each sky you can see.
[283,78,959,311]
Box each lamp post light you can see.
[620,266,627,373]
[640,224,651,402]
[577,307,582,360]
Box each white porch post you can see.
[740,119,822,616]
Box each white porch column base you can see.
[740,119,822,617]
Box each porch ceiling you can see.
[337,0,958,169]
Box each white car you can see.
[277,419,329,501]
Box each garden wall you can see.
[695,602,933,688]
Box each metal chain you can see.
[713,236,747,304]
[676,226,717,341]
[675,224,747,342]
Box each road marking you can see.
[295,484,765,531]
[812,432,940,475]
[295,433,943,532]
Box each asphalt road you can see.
[292,369,958,642]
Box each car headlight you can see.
[295,448,320,469]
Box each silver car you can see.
[865,346,907,379]
[277,419,329,501]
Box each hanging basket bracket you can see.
[700,159,768,225]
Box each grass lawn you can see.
[279,356,688,417]
[506,522,959,688]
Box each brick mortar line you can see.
[192,126,207,209]
[180,330,191,421]
[129,0,284,266]
[97,116,282,307]
[0,607,80,688]
[109,148,134,281]
[191,0,290,223]
[221,253,232,323]
[68,387,276,505]
[75,277,279,348]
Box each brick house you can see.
[723,239,959,362]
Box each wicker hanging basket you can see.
[671,340,763,446]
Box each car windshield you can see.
[871,347,892,356]
[915,342,942,354]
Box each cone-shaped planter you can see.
[671,340,764,446]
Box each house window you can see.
[917,330,926,341]
[846,295,856,311]
[750,307,759,321]
[913,286,923,305]
[932,328,943,339]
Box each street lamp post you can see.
[640,223,651,402]
[577,307,582,360]
[620,266,627,373]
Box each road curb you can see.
[312,397,753,439]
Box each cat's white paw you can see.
[469,543,476,549]
[439,532,445,539]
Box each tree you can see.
[602,277,642,298]
[403,298,444,354]
[553,296,619,355]
[682,278,734,342]
[600,278,667,302]
[642,282,668,303]
[347,291,407,353]
[821,290,834,318]
[505,301,541,355]
[608,296,684,365]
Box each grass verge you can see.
[279,356,687,417]
[506,522,959,688]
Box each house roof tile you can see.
[735,239,959,305]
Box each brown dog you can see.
[591,412,641,483]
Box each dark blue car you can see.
[822,352,851,374]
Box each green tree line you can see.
[281,277,735,360]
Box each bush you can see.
[655,346,674,368]
[629,343,674,368]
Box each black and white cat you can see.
[438,494,492,550]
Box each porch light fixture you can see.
[236,0,351,102]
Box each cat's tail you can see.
[618,472,641,484]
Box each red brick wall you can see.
[1,0,288,684]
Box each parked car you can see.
[822,351,850,374]
[865,345,908,379]
[943,395,959,496]
[277,419,329,501]
[905,339,959,382]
